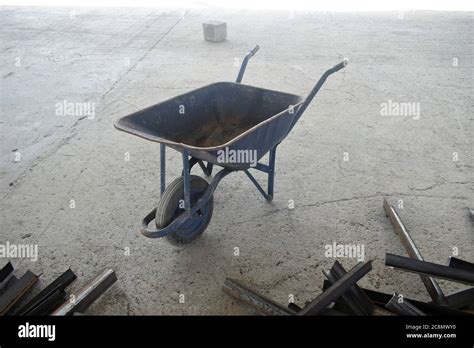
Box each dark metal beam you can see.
[12,268,76,315]
[0,276,18,296]
[51,269,117,316]
[0,262,14,283]
[328,261,374,315]
[324,270,364,315]
[359,286,471,316]
[385,292,426,315]
[223,278,295,316]
[383,199,448,305]
[386,253,474,285]
[372,305,397,316]
[0,270,39,315]
[439,287,474,309]
[26,289,66,316]
[448,257,474,273]
[298,261,372,316]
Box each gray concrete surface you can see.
[0,7,472,314]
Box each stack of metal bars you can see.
[0,263,117,316]
[222,200,473,315]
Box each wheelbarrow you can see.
[115,45,348,245]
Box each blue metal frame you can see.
[182,157,213,176]
[141,161,231,238]
[243,145,277,201]
[182,149,191,211]
[236,45,260,83]
[142,143,278,238]
[160,143,166,194]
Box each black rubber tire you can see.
[155,175,213,245]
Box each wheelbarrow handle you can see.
[236,45,260,83]
[332,58,349,72]
[290,58,349,130]
[248,45,260,57]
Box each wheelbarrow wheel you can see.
[155,175,213,245]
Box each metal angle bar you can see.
[0,262,14,283]
[223,278,296,316]
[287,302,301,312]
[319,308,348,316]
[0,276,18,296]
[386,253,474,285]
[359,286,471,316]
[298,261,372,316]
[0,270,39,315]
[383,199,447,305]
[287,302,347,315]
[51,269,117,316]
[321,279,356,313]
[385,292,426,316]
[448,257,474,273]
[372,305,397,316]
[329,261,374,315]
[12,268,76,315]
[437,287,474,309]
[325,270,365,315]
[323,280,473,315]
[26,289,66,316]
[321,279,371,315]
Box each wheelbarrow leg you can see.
[267,145,277,199]
[244,144,278,202]
[182,157,199,175]
[182,149,191,211]
[160,144,166,195]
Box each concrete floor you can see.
[0,7,472,314]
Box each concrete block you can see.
[202,20,227,42]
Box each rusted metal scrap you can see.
[0,270,39,315]
[0,262,14,284]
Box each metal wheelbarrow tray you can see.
[115,45,348,245]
